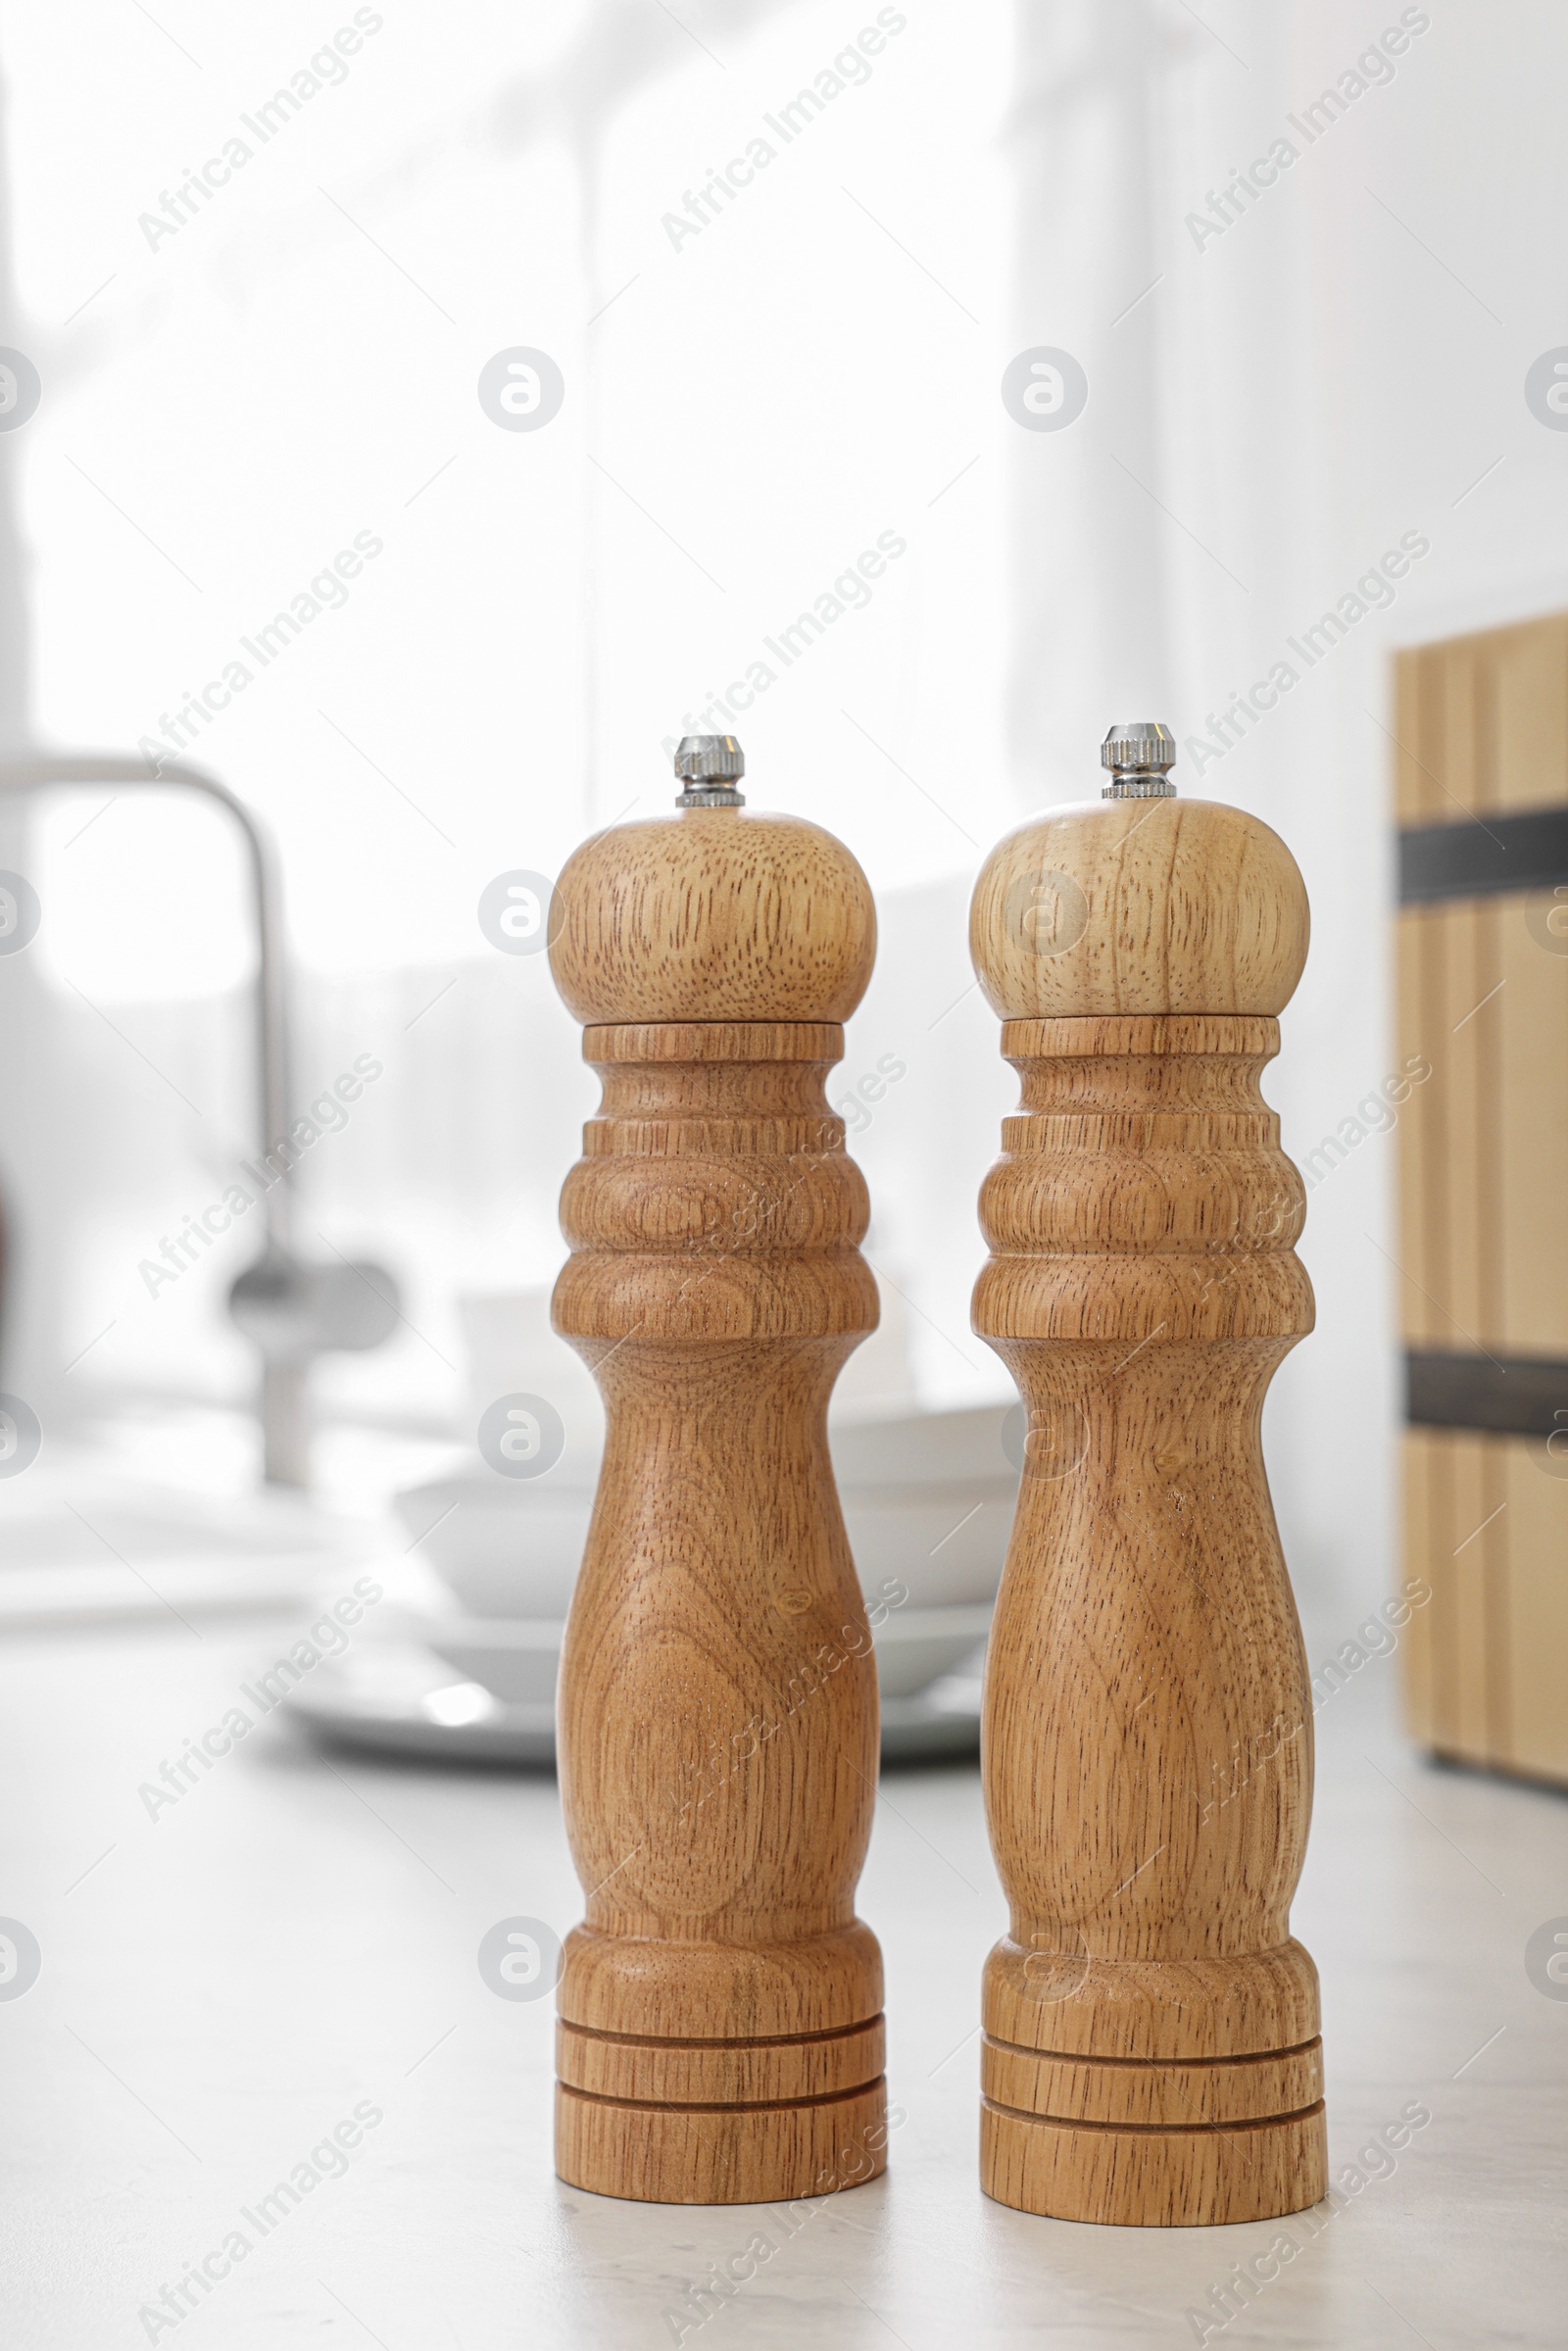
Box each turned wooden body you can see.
[549,806,887,2205]
[971,794,1329,2227]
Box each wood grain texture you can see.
[969,796,1326,2229]
[1395,909,1440,1347]
[1447,1433,1502,1760]
[1501,1440,1568,1781]
[1439,903,1504,1349]
[1493,615,1568,807]
[979,2104,1327,2229]
[981,2033,1323,2126]
[556,2081,888,2213]
[1497,894,1568,1351]
[969,798,1308,1020]
[1400,1425,1568,1787]
[549,807,887,2204]
[550,808,876,1025]
[1400,1433,1439,1745]
[1391,615,1568,1784]
[1393,644,1426,825]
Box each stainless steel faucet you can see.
[0,748,399,1484]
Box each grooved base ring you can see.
[556,2077,888,2206]
[979,2097,1328,2227]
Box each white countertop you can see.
[2,1609,1562,2349]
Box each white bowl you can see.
[843,1485,1013,1609]
[426,1617,564,1707]
[828,1399,1017,1487]
[393,1477,589,1618]
[393,1399,1021,1623]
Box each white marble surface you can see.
[2,1607,1564,2349]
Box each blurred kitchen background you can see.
[0,0,1564,1712]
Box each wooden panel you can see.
[1492,616,1568,811]
[1411,1428,1567,1785]
[1404,612,1568,823]
[1496,893,1568,1352]
[1446,1434,1494,1758]
[1393,649,1432,824]
[1501,1442,1568,1780]
[1393,612,1568,1789]
[1481,1440,1513,1763]
[1395,911,1439,1341]
[1414,645,1447,821]
[1443,642,1483,814]
[1474,900,1505,1351]
[1427,904,1466,1346]
[1401,1402,1568,1784]
[1420,1436,1450,1744]
[1428,904,1505,1348]
[1406,906,1452,1347]
[1399,1431,1438,1743]
[1417,1435,1458,1749]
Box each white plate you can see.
[291,1637,983,1766]
[415,1598,993,1707]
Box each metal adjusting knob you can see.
[1101,720,1176,799]
[674,734,746,808]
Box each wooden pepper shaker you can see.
[968,721,1329,2227]
[548,735,889,2205]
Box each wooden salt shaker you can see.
[548,735,889,2205]
[969,721,1329,2227]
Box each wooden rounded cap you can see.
[969,796,1308,1018]
[550,807,876,1023]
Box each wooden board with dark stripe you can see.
[1393,614,1568,1785]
